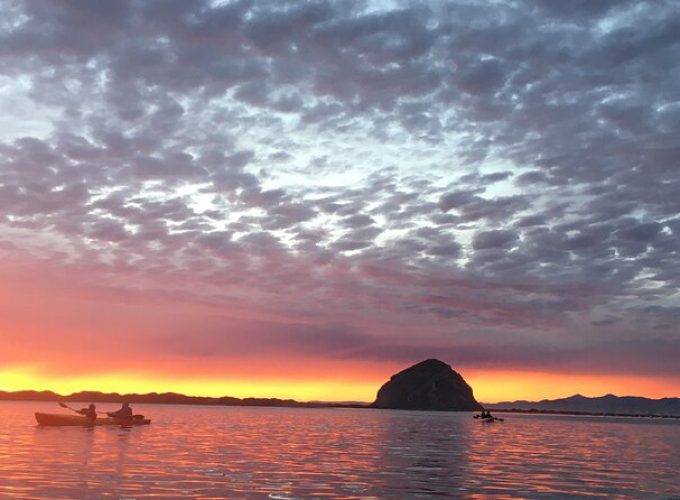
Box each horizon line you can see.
[2,387,679,405]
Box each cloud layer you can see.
[0,0,679,391]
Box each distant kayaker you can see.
[77,403,97,421]
[481,410,493,419]
[107,402,133,419]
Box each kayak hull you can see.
[474,415,503,423]
[35,412,151,426]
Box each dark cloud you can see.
[343,214,375,228]
[472,230,519,251]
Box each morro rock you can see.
[371,359,483,411]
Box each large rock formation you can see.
[371,359,483,411]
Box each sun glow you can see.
[2,366,677,405]
[468,370,680,403]
[0,368,378,402]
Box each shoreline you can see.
[3,391,680,419]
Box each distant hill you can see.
[0,389,320,408]
[371,359,483,411]
[485,394,680,417]
[4,385,678,416]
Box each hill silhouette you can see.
[0,389,322,408]
[485,394,680,417]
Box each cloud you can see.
[472,230,519,251]
[0,0,678,388]
[162,321,372,359]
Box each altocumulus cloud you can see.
[0,0,679,377]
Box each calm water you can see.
[1,402,678,499]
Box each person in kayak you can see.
[107,402,133,419]
[77,403,97,421]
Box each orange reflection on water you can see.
[1,402,679,498]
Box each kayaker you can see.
[107,402,133,419]
[77,403,97,421]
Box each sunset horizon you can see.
[2,362,678,404]
[2,1,679,414]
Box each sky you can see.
[1,0,679,403]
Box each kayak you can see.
[474,414,504,423]
[35,412,151,426]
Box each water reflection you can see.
[1,401,679,498]
[370,411,473,496]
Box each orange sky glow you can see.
[1,253,679,404]
[3,363,678,404]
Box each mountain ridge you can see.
[0,389,326,407]
[485,393,680,416]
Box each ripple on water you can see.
[1,402,679,498]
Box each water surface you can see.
[1,401,678,498]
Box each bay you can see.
[1,401,678,499]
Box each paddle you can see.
[59,402,124,417]
[58,401,80,413]
[59,401,100,419]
